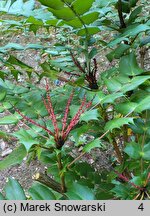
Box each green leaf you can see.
[106,44,130,62]
[77,27,100,36]
[4,178,26,200]
[13,129,40,151]
[83,138,102,153]
[125,142,150,161]
[140,36,150,46]
[115,102,137,115]
[0,192,5,200]
[7,55,32,69]
[104,78,122,92]
[72,0,95,15]
[124,142,141,159]
[40,62,59,79]
[122,24,150,37]
[0,115,20,125]
[111,184,129,199]
[38,0,64,9]
[80,109,99,122]
[119,52,143,76]
[0,86,6,101]
[108,37,129,47]
[82,11,99,25]
[66,182,95,200]
[122,76,150,93]
[142,143,150,161]
[48,7,75,21]
[105,118,134,131]
[135,95,150,113]
[0,145,27,171]
[64,12,99,28]
[89,47,97,59]
[40,151,56,164]
[128,6,142,23]
[0,130,9,139]
[4,43,24,50]
[26,16,43,25]
[71,124,89,142]
[0,70,8,80]
[29,182,56,200]
[101,92,124,104]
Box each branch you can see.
[32,172,66,194]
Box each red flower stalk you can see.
[92,58,98,78]
[115,171,144,191]
[70,51,85,73]
[42,79,59,140]
[15,80,92,149]
[64,96,92,138]
[15,108,54,136]
[70,51,99,90]
[61,90,74,134]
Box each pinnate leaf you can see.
[105,117,134,131]
[0,145,27,171]
[4,178,26,200]
[83,138,102,153]
[29,182,56,200]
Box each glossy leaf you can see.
[111,184,130,199]
[105,117,134,131]
[0,145,27,171]
[7,55,32,69]
[66,182,95,200]
[77,27,101,36]
[48,7,75,21]
[115,102,137,115]
[107,44,130,62]
[128,6,142,23]
[80,109,99,122]
[72,0,95,15]
[122,24,150,37]
[135,95,150,113]
[119,52,143,76]
[38,0,64,9]
[0,115,21,125]
[101,92,124,104]
[13,129,40,151]
[121,76,150,93]
[142,143,150,161]
[124,142,141,159]
[125,142,150,161]
[83,138,102,153]
[64,12,99,28]
[4,178,26,200]
[29,182,56,200]
[0,192,5,200]
[0,86,6,101]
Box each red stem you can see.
[15,108,54,136]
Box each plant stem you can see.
[118,0,126,29]
[33,172,67,196]
[62,0,91,74]
[140,46,146,69]
[123,125,128,143]
[110,133,123,163]
[57,152,66,193]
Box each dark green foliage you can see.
[0,0,149,200]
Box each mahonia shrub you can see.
[0,0,150,200]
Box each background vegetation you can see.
[0,0,150,200]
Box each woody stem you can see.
[57,152,66,193]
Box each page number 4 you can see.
[138,203,144,211]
